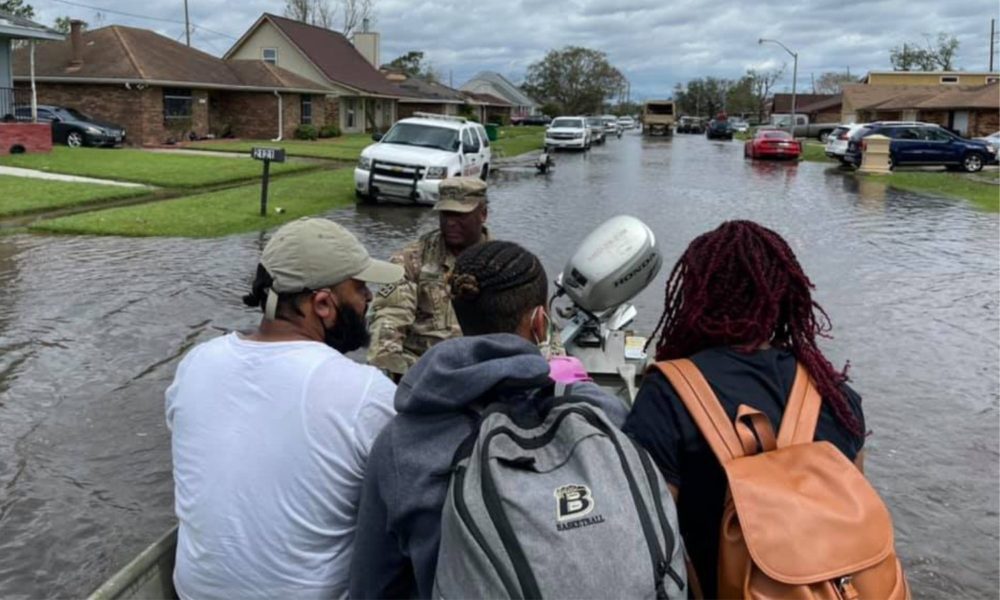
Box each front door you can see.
[951,111,969,137]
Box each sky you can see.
[26,0,1000,99]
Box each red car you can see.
[744,129,802,160]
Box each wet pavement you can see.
[0,133,997,598]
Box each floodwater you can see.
[0,133,997,598]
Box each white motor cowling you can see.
[559,215,662,314]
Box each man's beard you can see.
[324,303,371,353]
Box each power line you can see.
[44,0,238,39]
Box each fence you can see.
[0,87,34,121]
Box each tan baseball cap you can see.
[260,218,403,319]
[434,176,488,213]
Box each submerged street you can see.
[0,132,997,598]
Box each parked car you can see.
[706,119,734,140]
[617,116,636,130]
[845,122,994,172]
[354,113,491,205]
[824,123,868,164]
[729,118,750,133]
[520,114,552,126]
[744,129,802,160]
[601,115,622,136]
[544,117,591,151]
[676,116,706,134]
[769,114,840,141]
[585,117,607,144]
[973,131,1000,161]
[16,104,126,147]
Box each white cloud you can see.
[32,0,1000,98]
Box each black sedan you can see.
[17,105,126,147]
[705,120,734,140]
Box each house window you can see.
[987,76,999,84]
[163,88,193,120]
[345,98,356,129]
[940,76,959,84]
[301,95,312,125]
[262,48,278,65]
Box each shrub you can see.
[318,124,341,138]
[294,124,318,140]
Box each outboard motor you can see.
[552,215,663,404]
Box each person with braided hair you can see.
[622,220,867,598]
[350,241,626,599]
[366,176,491,380]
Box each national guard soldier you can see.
[367,177,490,378]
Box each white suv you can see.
[544,117,591,151]
[354,113,491,205]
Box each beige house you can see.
[862,70,999,87]
[841,83,999,137]
[225,14,403,133]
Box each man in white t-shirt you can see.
[166,218,404,600]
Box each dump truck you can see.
[641,100,676,136]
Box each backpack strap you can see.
[776,363,823,447]
[652,360,744,464]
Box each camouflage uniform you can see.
[367,227,490,376]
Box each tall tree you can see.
[522,46,625,115]
[385,51,432,79]
[747,66,785,122]
[890,33,960,71]
[815,71,857,94]
[283,0,373,35]
[1,0,34,18]
[53,16,86,34]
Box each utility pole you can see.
[183,0,191,47]
[990,18,996,72]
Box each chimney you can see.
[352,26,380,68]
[69,20,84,68]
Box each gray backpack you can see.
[433,399,686,599]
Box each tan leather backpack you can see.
[653,359,909,600]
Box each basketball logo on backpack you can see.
[555,484,594,521]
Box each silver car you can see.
[824,123,868,164]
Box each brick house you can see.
[461,91,514,124]
[767,93,839,119]
[225,14,403,134]
[0,11,63,154]
[12,22,333,146]
[841,83,999,137]
[381,69,466,119]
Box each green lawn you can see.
[0,175,150,217]
[874,171,1000,212]
[0,147,312,188]
[33,168,356,237]
[800,141,835,163]
[186,134,372,161]
[493,126,545,157]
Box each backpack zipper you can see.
[452,465,521,598]
[836,575,860,600]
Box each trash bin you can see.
[484,123,499,141]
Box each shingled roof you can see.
[841,83,999,111]
[228,14,403,98]
[11,25,331,93]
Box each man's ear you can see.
[311,289,338,323]
[479,202,488,225]
[531,305,548,340]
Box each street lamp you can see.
[759,38,798,138]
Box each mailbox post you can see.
[251,147,286,216]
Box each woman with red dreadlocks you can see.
[622,220,866,598]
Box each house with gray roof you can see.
[460,71,537,119]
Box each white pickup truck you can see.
[354,113,491,205]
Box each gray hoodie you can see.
[348,333,626,599]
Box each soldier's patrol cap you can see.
[260,218,403,320]
[434,176,488,213]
